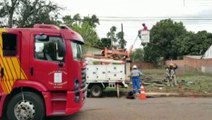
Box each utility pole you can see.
[183,0,185,6]
[121,23,124,49]
[121,23,123,40]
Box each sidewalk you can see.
[145,92,212,98]
[146,92,180,97]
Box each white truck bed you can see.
[86,64,127,83]
[85,58,131,97]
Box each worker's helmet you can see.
[133,65,137,69]
[169,63,177,69]
[169,63,174,67]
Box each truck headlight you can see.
[74,79,80,90]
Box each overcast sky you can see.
[53,0,212,49]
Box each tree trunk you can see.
[8,13,13,28]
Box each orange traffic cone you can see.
[140,85,146,100]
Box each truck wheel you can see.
[6,91,45,120]
[90,85,103,97]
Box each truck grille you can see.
[81,67,87,102]
[81,67,86,89]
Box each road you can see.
[48,97,212,120]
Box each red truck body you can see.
[0,24,86,120]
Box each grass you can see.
[99,68,212,97]
[142,69,212,94]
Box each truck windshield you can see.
[70,41,82,61]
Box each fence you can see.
[165,56,212,73]
[134,62,155,69]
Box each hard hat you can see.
[169,63,174,66]
[133,65,137,69]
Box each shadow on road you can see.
[47,112,80,120]
[87,90,128,98]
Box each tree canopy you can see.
[143,19,212,64]
[106,26,126,49]
[62,14,100,48]
[1,1,212,61]
[0,0,60,27]
[131,48,144,62]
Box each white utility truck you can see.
[85,57,131,97]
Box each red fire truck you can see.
[0,24,86,120]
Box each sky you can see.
[53,0,212,49]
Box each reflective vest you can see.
[131,69,142,78]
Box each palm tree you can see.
[107,26,117,48]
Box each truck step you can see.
[51,92,67,101]
[51,97,67,101]
[51,111,66,115]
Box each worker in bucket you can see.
[130,65,143,94]
[138,23,148,39]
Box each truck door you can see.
[29,33,68,90]
[0,31,23,94]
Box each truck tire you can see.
[90,84,103,97]
[6,91,45,120]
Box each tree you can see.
[174,31,194,59]
[0,2,6,17]
[0,0,60,27]
[131,48,144,62]
[144,19,187,63]
[176,31,212,56]
[117,31,126,49]
[144,19,212,64]
[17,0,61,27]
[62,14,100,48]
[98,38,111,49]
[0,0,19,27]
[72,13,81,25]
[107,26,117,48]
[143,44,161,64]
[83,15,99,28]
[106,26,126,49]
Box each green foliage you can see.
[144,19,186,63]
[83,15,99,28]
[98,38,111,49]
[62,14,100,48]
[148,19,186,60]
[143,68,212,94]
[0,0,61,27]
[143,45,161,64]
[131,48,144,62]
[106,26,126,49]
[174,31,212,57]
[0,1,7,17]
[117,31,126,49]
[144,18,212,64]
[17,0,61,27]
[107,26,117,48]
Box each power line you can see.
[97,17,212,21]
[57,16,212,21]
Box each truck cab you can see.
[0,24,86,120]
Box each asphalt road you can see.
[48,97,212,120]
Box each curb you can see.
[145,92,212,97]
[146,92,180,97]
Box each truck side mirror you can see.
[35,34,48,41]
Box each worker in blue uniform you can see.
[130,65,142,94]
